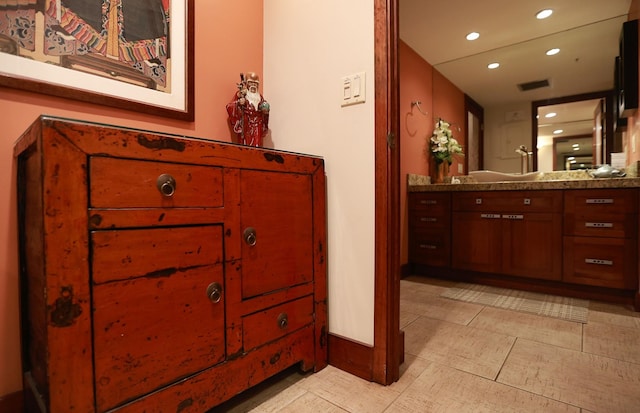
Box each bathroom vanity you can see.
[14,116,328,412]
[408,177,640,309]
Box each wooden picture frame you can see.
[0,0,194,121]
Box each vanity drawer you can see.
[409,232,450,267]
[410,210,450,231]
[90,156,224,208]
[564,212,637,238]
[242,295,314,351]
[564,189,638,215]
[563,236,637,289]
[409,192,450,215]
[453,190,561,213]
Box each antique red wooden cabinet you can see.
[15,116,328,412]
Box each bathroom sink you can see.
[470,170,542,183]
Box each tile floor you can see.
[210,275,640,413]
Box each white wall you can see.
[264,1,376,345]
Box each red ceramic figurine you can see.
[226,72,270,146]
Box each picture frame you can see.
[0,0,195,121]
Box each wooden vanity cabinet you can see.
[408,192,451,267]
[15,117,328,413]
[563,188,638,289]
[451,190,563,280]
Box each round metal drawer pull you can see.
[243,227,257,246]
[206,282,223,303]
[277,313,288,329]
[156,174,176,197]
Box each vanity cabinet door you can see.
[502,212,563,280]
[451,211,502,273]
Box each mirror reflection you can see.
[400,0,631,172]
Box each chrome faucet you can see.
[515,145,532,174]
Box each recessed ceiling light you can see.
[466,32,480,41]
[568,156,575,160]
[573,147,580,151]
[570,160,577,163]
[536,9,553,20]
[487,62,500,69]
[553,129,563,134]
[572,143,580,147]
[545,112,557,118]
[546,48,560,56]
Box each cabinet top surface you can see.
[14,115,324,161]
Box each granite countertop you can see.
[407,171,640,192]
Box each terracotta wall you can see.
[0,0,264,397]
[399,40,466,265]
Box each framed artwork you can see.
[0,0,194,121]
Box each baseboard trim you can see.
[328,333,374,381]
[0,390,23,412]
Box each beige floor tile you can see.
[401,276,456,296]
[401,292,484,325]
[400,309,420,329]
[386,362,579,413]
[469,306,583,350]
[295,356,430,413]
[403,316,515,379]
[588,301,640,330]
[275,392,348,413]
[583,321,640,364]
[497,339,640,413]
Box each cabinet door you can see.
[502,213,562,280]
[452,211,502,273]
[240,170,313,298]
[91,226,226,411]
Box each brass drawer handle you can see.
[277,313,288,329]
[243,227,257,246]
[206,282,223,303]
[156,174,176,197]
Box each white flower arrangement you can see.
[430,118,463,164]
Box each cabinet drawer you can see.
[563,236,637,289]
[564,212,637,238]
[409,192,450,215]
[410,211,450,231]
[90,156,224,208]
[564,188,638,214]
[409,233,450,267]
[453,190,561,213]
[243,295,314,351]
[91,226,224,284]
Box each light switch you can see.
[343,79,352,100]
[341,72,366,107]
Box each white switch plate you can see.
[341,72,366,107]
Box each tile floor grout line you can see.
[492,335,519,383]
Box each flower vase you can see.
[434,162,449,184]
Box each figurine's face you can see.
[247,80,259,94]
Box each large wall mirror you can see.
[533,91,613,172]
[400,0,631,172]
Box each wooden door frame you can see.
[373,0,401,385]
